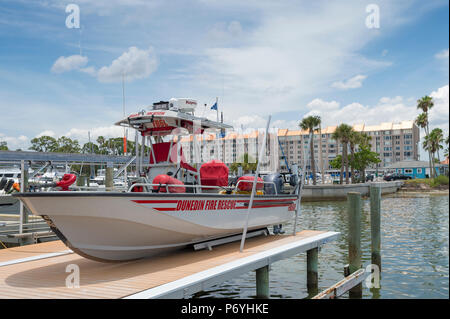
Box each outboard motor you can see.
[263,173,284,195]
[290,164,300,187]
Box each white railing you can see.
[127,180,278,195]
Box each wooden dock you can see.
[0,230,339,299]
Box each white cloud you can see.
[36,130,56,138]
[51,55,88,73]
[331,74,367,90]
[429,84,449,129]
[435,48,449,60]
[97,46,158,83]
[64,126,125,143]
[0,133,28,150]
[304,95,414,128]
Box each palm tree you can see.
[444,135,449,159]
[332,124,354,184]
[430,128,444,163]
[416,96,435,178]
[299,115,321,185]
[423,135,436,177]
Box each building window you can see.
[404,169,413,174]
[404,134,412,139]
[417,168,422,174]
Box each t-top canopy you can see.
[115,103,232,137]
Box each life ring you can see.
[56,174,77,191]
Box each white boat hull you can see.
[17,192,298,261]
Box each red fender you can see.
[152,174,186,193]
[56,174,77,191]
[237,176,264,192]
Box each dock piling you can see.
[256,265,269,298]
[307,247,319,295]
[347,192,362,298]
[370,185,381,271]
[105,162,114,190]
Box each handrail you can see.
[234,180,278,195]
[127,181,278,195]
[127,183,229,193]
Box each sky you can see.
[0,0,448,160]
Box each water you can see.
[193,192,449,299]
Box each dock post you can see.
[370,185,381,271]
[347,192,362,298]
[256,265,269,298]
[307,247,319,295]
[105,162,114,191]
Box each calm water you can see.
[194,192,449,299]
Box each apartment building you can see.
[178,120,420,173]
[277,121,420,172]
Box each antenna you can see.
[122,71,127,155]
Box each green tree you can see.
[56,136,81,153]
[351,144,381,183]
[0,141,8,151]
[230,153,258,174]
[332,124,354,184]
[82,142,100,154]
[430,128,444,163]
[444,135,449,159]
[416,96,435,178]
[29,135,58,152]
[299,115,321,185]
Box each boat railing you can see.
[127,181,278,195]
[234,180,278,195]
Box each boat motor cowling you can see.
[263,173,284,195]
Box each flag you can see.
[211,102,218,110]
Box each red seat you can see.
[200,160,229,187]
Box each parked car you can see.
[383,173,412,181]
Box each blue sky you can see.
[0,0,448,159]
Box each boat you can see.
[15,98,301,262]
[0,168,21,214]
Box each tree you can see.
[82,142,100,154]
[299,115,321,185]
[444,135,449,159]
[416,96,435,178]
[429,128,444,163]
[29,135,58,152]
[56,136,81,153]
[0,141,8,151]
[332,124,353,184]
[348,131,365,184]
[351,144,381,183]
[230,153,258,174]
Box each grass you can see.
[405,175,449,188]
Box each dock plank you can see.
[0,230,336,299]
[0,241,68,263]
